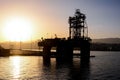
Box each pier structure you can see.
[38,9,91,64]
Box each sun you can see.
[3,16,33,42]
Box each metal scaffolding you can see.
[68,9,88,39]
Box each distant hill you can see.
[92,38,120,44]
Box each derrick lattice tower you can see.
[69,9,88,39]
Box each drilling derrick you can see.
[69,9,88,39]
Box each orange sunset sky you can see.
[0,0,120,42]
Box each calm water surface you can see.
[0,51,120,80]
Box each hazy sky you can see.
[0,0,120,42]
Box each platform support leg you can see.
[43,46,51,66]
[80,41,90,63]
[56,43,73,64]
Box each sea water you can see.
[0,51,120,80]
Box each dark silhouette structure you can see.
[69,9,88,39]
[0,45,10,56]
[38,9,91,64]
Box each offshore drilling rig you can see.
[38,9,91,64]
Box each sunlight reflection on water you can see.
[10,56,21,79]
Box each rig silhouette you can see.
[38,9,91,64]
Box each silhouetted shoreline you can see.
[91,43,120,51]
[0,42,120,57]
[0,49,120,57]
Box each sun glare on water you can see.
[3,16,33,42]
